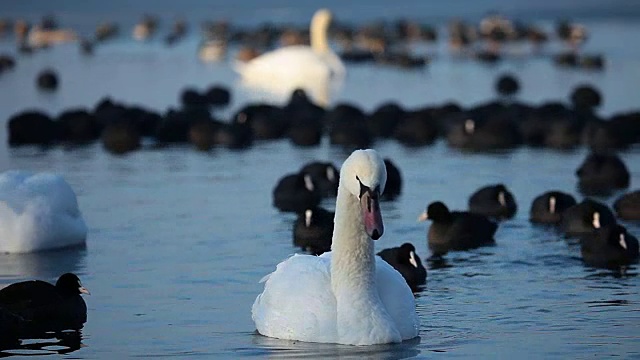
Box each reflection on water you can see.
[0,248,87,287]
[247,333,421,359]
[583,266,639,280]
[0,330,83,357]
[585,299,631,307]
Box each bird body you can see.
[377,243,427,290]
[234,9,345,106]
[254,149,419,345]
[0,273,89,335]
[420,201,497,256]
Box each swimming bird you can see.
[468,184,517,219]
[613,190,640,220]
[253,149,419,345]
[7,111,57,146]
[299,161,339,198]
[293,206,334,255]
[529,191,577,224]
[575,152,630,196]
[272,171,321,213]
[377,243,427,291]
[0,273,89,334]
[36,68,59,91]
[581,224,639,269]
[234,9,345,106]
[382,158,402,201]
[0,171,87,253]
[560,199,616,238]
[419,201,497,256]
[132,15,158,41]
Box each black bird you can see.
[581,224,639,269]
[529,191,577,224]
[293,207,334,255]
[495,73,520,98]
[468,184,517,219]
[613,190,640,220]
[272,172,321,212]
[382,158,402,201]
[560,199,616,238]
[0,273,89,335]
[419,201,497,256]
[576,152,630,196]
[36,69,59,91]
[377,243,427,291]
[299,161,339,198]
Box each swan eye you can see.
[356,176,379,200]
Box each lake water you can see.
[0,1,639,358]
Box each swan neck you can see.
[311,15,330,54]
[331,185,376,294]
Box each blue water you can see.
[1,1,640,358]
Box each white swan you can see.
[252,149,419,346]
[234,9,346,106]
[0,170,87,253]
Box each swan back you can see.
[234,8,344,107]
[0,170,87,253]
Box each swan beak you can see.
[79,286,91,295]
[361,189,383,240]
[417,211,428,222]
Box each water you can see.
[1,1,640,358]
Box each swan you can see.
[0,170,87,253]
[234,9,345,106]
[253,149,419,346]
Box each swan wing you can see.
[252,254,337,343]
[375,256,420,340]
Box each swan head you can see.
[312,9,333,29]
[340,149,386,240]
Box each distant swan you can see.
[234,9,345,106]
[253,149,419,346]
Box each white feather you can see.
[234,9,345,106]
[0,170,87,253]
